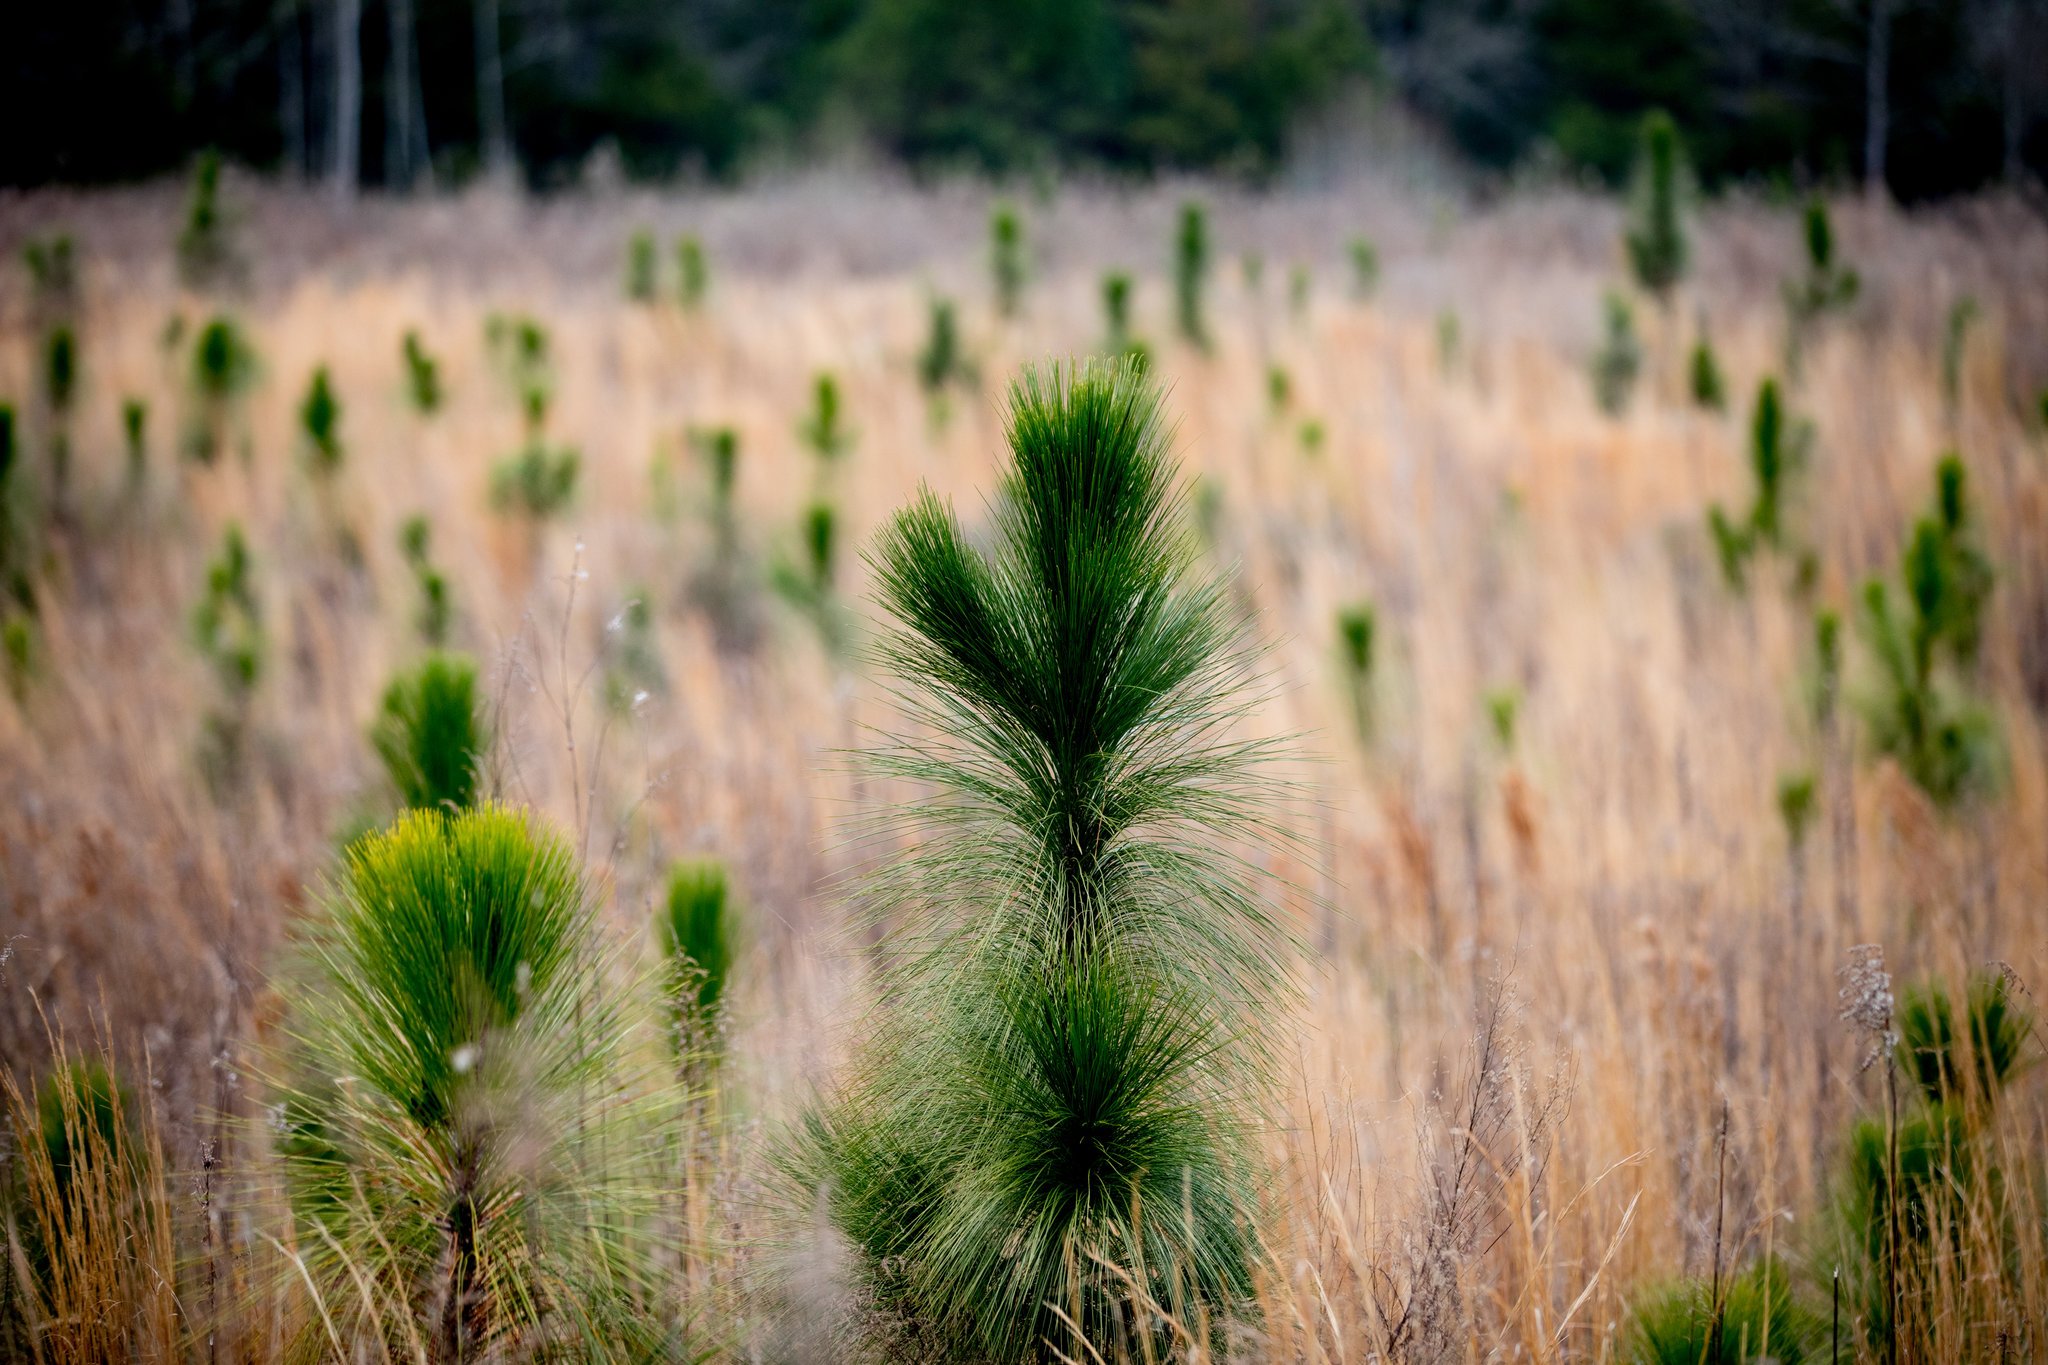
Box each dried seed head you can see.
[1837,943,1897,1070]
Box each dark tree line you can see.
[4,0,2042,198]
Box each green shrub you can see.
[187,315,256,464]
[298,365,343,474]
[799,359,1290,1359]
[370,653,487,812]
[1175,200,1210,347]
[1690,333,1726,411]
[1624,110,1688,303]
[42,327,76,415]
[176,150,236,287]
[799,371,854,463]
[1591,291,1643,415]
[1894,971,2031,1110]
[655,859,736,1047]
[401,330,441,414]
[676,234,707,310]
[1348,236,1379,301]
[399,515,452,646]
[626,229,657,302]
[1625,1256,1821,1364]
[276,805,681,1359]
[1777,771,1817,851]
[990,203,1025,318]
[918,295,965,396]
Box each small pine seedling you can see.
[485,313,552,433]
[990,203,1025,319]
[1591,291,1642,416]
[489,442,579,521]
[1175,200,1210,347]
[1940,296,1977,424]
[1624,1256,1820,1365]
[602,589,665,714]
[1486,686,1519,752]
[626,230,657,303]
[3,616,33,701]
[803,500,835,592]
[401,330,440,414]
[1777,771,1817,851]
[676,234,707,310]
[1288,263,1310,322]
[1784,196,1858,373]
[122,398,147,492]
[176,150,235,287]
[370,652,488,812]
[188,315,255,464]
[1624,109,1688,303]
[1349,236,1379,300]
[298,365,343,475]
[1266,364,1291,415]
[399,515,452,646]
[1101,271,1149,369]
[24,233,78,308]
[43,326,77,415]
[191,524,263,787]
[1689,332,1726,411]
[917,295,965,396]
[1337,602,1376,742]
[799,372,854,463]
[656,859,736,1052]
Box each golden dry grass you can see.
[0,173,2045,1361]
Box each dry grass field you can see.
[1,171,2045,1361]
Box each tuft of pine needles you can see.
[799,357,1297,1360]
[991,203,1025,319]
[402,330,442,414]
[298,364,343,474]
[369,652,488,812]
[1624,110,1688,304]
[655,858,736,1053]
[1175,201,1210,348]
[1591,291,1643,416]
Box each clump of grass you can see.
[1176,200,1211,348]
[1591,291,1643,416]
[186,315,256,464]
[1689,328,1727,411]
[399,515,452,646]
[1624,109,1688,305]
[655,858,736,1055]
[401,330,441,414]
[1855,454,1998,805]
[1624,1256,1821,1364]
[1337,602,1377,744]
[799,371,854,465]
[626,229,657,302]
[298,365,343,475]
[190,523,264,790]
[990,202,1025,318]
[370,652,488,812]
[1348,236,1379,300]
[274,804,683,1361]
[798,359,1294,1359]
[176,149,237,288]
[676,233,707,310]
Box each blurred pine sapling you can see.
[686,424,762,651]
[1777,770,1817,852]
[1337,602,1376,744]
[1100,270,1149,370]
[399,515,452,645]
[796,359,1295,1359]
[1288,263,1310,322]
[489,441,580,521]
[1437,309,1461,374]
[176,150,237,287]
[1348,236,1379,300]
[190,523,263,788]
[275,805,684,1360]
[990,202,1025,319]
[1784,197,1858,373]
[1266,363,1292,415]
[1624,110,1688,305]
[43,327,76,416]
[1486,686,1519,752]
[1689,331,1726,412]
[121,398,147,493]
[601,589,665,715]
[298,364,343,475]
[655,858,736,1055]
[1940,296,1976,426]
[917,295,972,421]
[1623,1256,1820,1365]
[187,315,256,464]
[484,313,552,435]
[23,233,78,310]
[798,371,854,464]
[370,652,488,812]
[1704,378,1809,591]
[1298,416,1325,455]
[1176,200,1211,347]
[3,616,33,702]
[1591,291,1643,415]
[675,234,707,310]
[401,329,441,414]
[626,229,657,302]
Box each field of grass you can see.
[1,171,2045,1361]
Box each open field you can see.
[1,173,2046,1361]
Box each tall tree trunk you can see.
[278,0,306,179]
[331,0,362,199]
[386,0,431,189]
[1864,0,1891,202]
[475,0,513,178]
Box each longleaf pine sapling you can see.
[1101,271,1149,370]
[1176,200,1211,348]
[1625,110,1688,305]
[917,295,966,399]
[275,805,684,1360]
[370,652,488,812]
[1940,296,1977,425]
[399,515,452,645]
[188,316,255,464]
[1349,236,1379,301]
[177,149,236,288]
[402,330,441,414]
[1337,602,1376,743]
[1784,197,1858,374]
[626,230,657,303]
[990,203,1025,319]
[298,365,343,475]
[656,858,736,1055]
[676,234,707,310]
[799,359,1297,1359]
[122,398,148,492]
[1689,328,1726,412]
[799,371,854,464]
[191,524,263,787]
[1591,291,1643,416]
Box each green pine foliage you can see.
[1100,271,1149,370]
[402,330,441,414]
[676,234,707,310]
[991,203,1025,318]
[1855,455,1997,805]
[1625,1256,1820,1364]
[1175,200,1210,348]
[686,425,763,652]
[370,653,488,812]
[1591,291,1643,415]
[626,229,658,302]
[1337,602,1376,743]
[298,365,343,475]
[187,315,255,465]
[1689,333,1726,411]
[42,327,76,416]
[1486,686,1519,751]
[799,371,854,463]
[1895,972,2032,1109]
[797,359,1294,1359]
[1784,197,1858,372]
[917,295,967,398]
[485,313,552,434]
[399,516,452,646]
[1348,236,1378,300]
[176,150,236,287]
[275,805,684,1360]
[1287,263,1310,322]
[23,234,78,307]
[1704,378,1809,591]
[655,859,736,1048]
[1776,771,1817,851]
[121,398,147,492]
[490,443,580,521]
[1940,296,1977,423]
[1624,110,1688,302]
[191,524,263,787]
[602,589,666,714]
